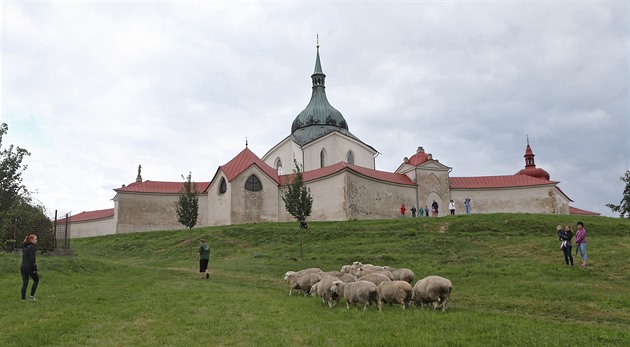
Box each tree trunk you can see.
[189,227,192,255]
[300,226,304,260]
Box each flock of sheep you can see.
[283,261,452,312]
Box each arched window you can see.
[245,175,262,192]
[218,177,227,194]
[276,158,283,175]
[346,151,355,165]
[320,149,327,168]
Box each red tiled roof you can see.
[220,147,279,183]
[114,180,211,194]
[450,175,558,189]
[569,206,601,216]
[68,208,114,222]
[280,162,415,186]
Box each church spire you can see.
[524,135,534,167]
[291,38,348,134]
[313,34,323,76]
[312,35,325,86]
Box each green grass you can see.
[1,214,629,346]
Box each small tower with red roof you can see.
[515,138,550,181]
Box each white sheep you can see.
[340,265,353,274]
[337,273,357,283]
[330,280,382,311]
[355,267,394,280]
[357,273,392,286]
[383,266,415,283]
[378,280,413,309]
[310,281,321,297]
[295,267,323,275]
[350,262,385,275]
[411,275,453,311]
[361,264,386,271]
[321,270,343,278]
[316,276,341,308]
[284,271,322,296]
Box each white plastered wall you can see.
[223,166,279,225]
[70,217,116,238]
[115,192,201,233]
[207,173,232,226]
[450,185,570,215]
[302,133,376,170]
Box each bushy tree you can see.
[176,172,199,254]
[1,200,53,252]
[0,123,31,213]
[606,170,630,218]
[282,160,313,259]
[1,123,53,252]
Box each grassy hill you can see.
[1,214,629,346]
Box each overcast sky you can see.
[2,1,628,218]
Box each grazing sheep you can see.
[295,268,323,275]
[362,264,386,271]
[411,275,453,311]
[350,262,385,275]
[340,265,353,274]
[330,280,382,311]
[321,271,343,278]
[355,267,394,280]
[378,281,413,309]
[284,271,322,296]
[310,281,321,297]
[357,273,392,286]
[383,266,415,283]
[337,273,357,283]
[317,276,341,308]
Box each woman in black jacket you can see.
[558,225,574,266]
[21,234,40,300]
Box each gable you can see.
[261,136,293,163]
[280,161,414,186]
[416,160,452,171]
[214,147,279,185]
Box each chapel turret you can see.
[515,139,550,180]
[291,42,348,135]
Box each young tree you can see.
[606,170,630,218]
[0,123,53,252]
[0,123,31,213]
[282,160,313,259]
[175,172,199,254]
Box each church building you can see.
[68,46,598,238]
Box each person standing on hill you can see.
[575,222,588,268]
[410,205,417,218]
[20,234,40,301]
[557,225,574,266]
[425,206,429,217]
[448,200,455,215]
[400,204,406,217]
[431,200,439,217]
[196,239,211,279]
[464,198,471,215]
